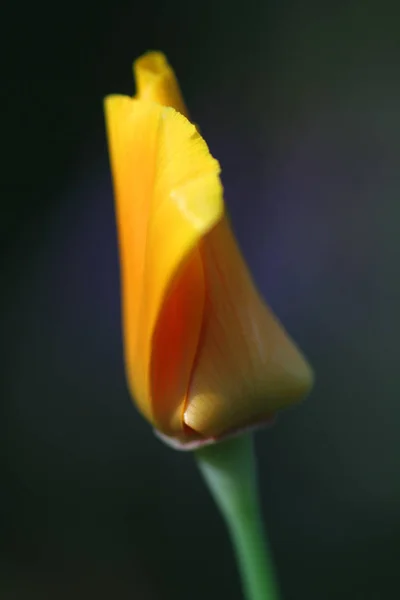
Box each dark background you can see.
[2,1,400,598]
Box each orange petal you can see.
[104,95,223,435]
[184,217,314,439]
[134,51,189,117]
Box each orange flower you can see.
[104,52,313,449]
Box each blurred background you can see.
[2,0,399,598]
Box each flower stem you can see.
[195,434,280,600]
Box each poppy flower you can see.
[104,52,313,449]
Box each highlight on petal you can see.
[104,95,223,436]
[183,217,314,440]
[134,51,189,117]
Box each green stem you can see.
[195,434,280,600]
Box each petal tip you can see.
[134,50,168,77]
[133,50,189,116]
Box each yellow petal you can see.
[183,217,314,439]
[134,51,189,117]
[104,95,223,435]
